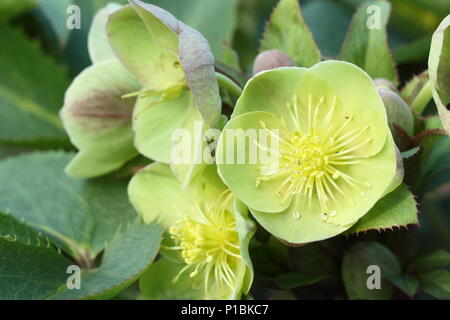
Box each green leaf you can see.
[387,274,419,298]
[419,136,450,190]
[290,243,339,279]
[260,0,321,67]
[0,239,72,300]
[222,44,241,71]
[400,71,432,115]
[1,215,160,301]
[268,236,289,266]
[393,35,432,64]
[346,184,418,234]
[0,212,48,245]
[400,71,428,103]
[148,0,238,61]
[418,269,450,299]
[37,0,72,48]
[272,273,334,290]
[50,219,162,300]
[342,241,401,299]
[0,151,138,258]
[0,0,36,21]
[302,0,352,58]
[340,1,398,84]
[0,24,70,147]
[0,214,72,300]
[408,249,450,273]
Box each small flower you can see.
[128,163,254,299]
[216,60,402,244]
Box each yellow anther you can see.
[255,94,373,221]
[164,191,241,298]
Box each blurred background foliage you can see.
[2,0,448,77]
[0,0,449,300]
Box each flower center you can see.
[256,94,373,221]
[290,135,326,177]
[166,191,241,298]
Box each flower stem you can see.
[410,80,433,115]
[215,72,243,98]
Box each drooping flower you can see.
[60,3,140,178]
[128,163,254,299]
[61,1,221,184]
[216,60,403,244]
[107,0,222,185]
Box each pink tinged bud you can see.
[373,78,397,93]
[378,88,414,147]
[253,50,295,75]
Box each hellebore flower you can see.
[216,60,402,244]
[61,3,141,178]
[107,0,221,185]
[128,164,255,299]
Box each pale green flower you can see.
[61,1,221,184]
[216,60,402,244]
[128,163,254,299]
[107,0,222,185]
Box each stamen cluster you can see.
[168,192,242,298]
[256,95,373,220]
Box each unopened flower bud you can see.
[373,78,397,92]
[378,88,414,146]
[253,50,295,75]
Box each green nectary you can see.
[128,163,255,299]
[216,60,402,244]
